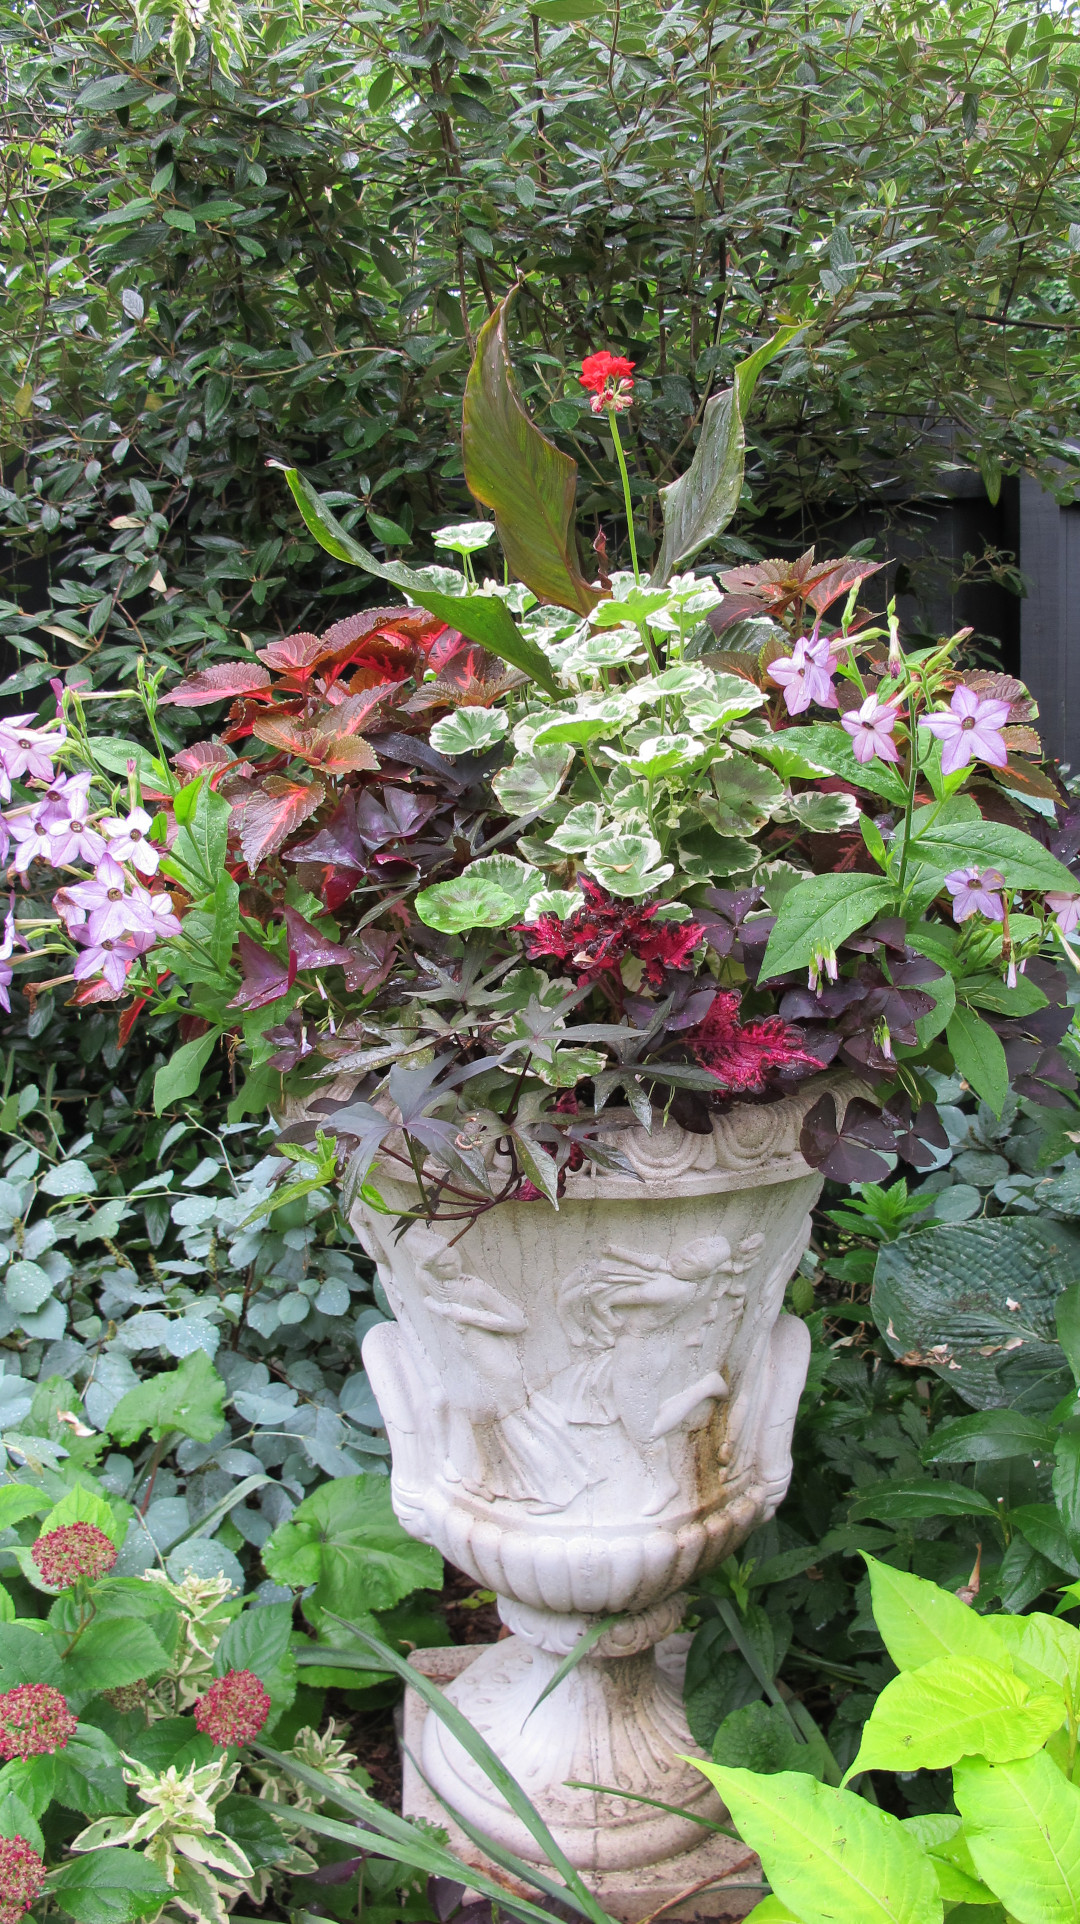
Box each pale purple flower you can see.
[59,856,155,943]
[769,635,838,716]
[32,771,93,833]
[46,813,106,868]
[72,931,147,996]
[0,899,14,1014]
[841,692,903,765]
[129,881,181,939]
[9,814,57,874]
[1047,893,1080,938]
[919,685,1011,777]
[0,717,65,788]
[0,959,11,1014]
[945,866,1006,923]
[101,808,159,877]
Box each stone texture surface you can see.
[349,1077,856,1871]
[402,1645,763,1922]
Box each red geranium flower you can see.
[516,879,702,988]
[688,990,824,1092]
[0,1684,77,1761]
[579,351,635,413]
[195,1669,271,1747]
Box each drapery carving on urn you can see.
[347,1074,860,1871]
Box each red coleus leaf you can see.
[804,556,882,616]
[251,707,379,776]
[517,878,703,988]
[719,548,879,619]
[227,931,298,1010]
[66,975,123,1006]
[159,662,273,707]
[688,989,824,1092]
[173,740,237,782]
[234,774,326,871]
[256,631,326,678]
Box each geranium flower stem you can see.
[607,407,640,585]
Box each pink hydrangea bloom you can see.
[31,1522,117,1588]
[0,1835,47,1924]
[945,866,1006,923]
[841,692,902,764]
[919,685,1010,777]
[0,1684,77,1761]
[194,1669,271,1747]
[768,635,838,715]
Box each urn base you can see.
[402,1643,760,1916]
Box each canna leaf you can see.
[462,292,599,616]
[278,465,559,693]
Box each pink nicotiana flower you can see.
[129,881,181,940]
[72,929,153,996]
[0,899,16,1016]
[44,812,106,869]
[919,685,1011,777]
[0,716,65,791]
[101,807,160,876]
[31,770,93,832]
[808,944,839,993]
[841,692,903,764]
[768,634,838,715]
[55,856,153,943]
[945,866,1006,923]
[1047,893,1080,938]
[7,815,54,874]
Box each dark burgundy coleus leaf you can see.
[516,878,704,988]
[286,786,439,867]
[342,929,399,994]
[227,932,297,1011]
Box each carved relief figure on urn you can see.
[352,1082,847,1878]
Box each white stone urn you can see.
[347,1073,854,1876]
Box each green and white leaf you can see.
[415,855,541,933]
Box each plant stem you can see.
[607,407,639,585]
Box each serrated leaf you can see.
[262,1473,441,1616]
[47,1848,172,1924]
[159,661,272,707]
[106,1349,226,1445]
[235,774,326,871]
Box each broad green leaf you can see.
[61,1617,172,1696]
[848,1657,1063,1777]
[0,1487,49,1531]
[152,1028,220,1115]
[547,802,606,852]
[850,1479,999,1525]
[0,1753,55,1820]
[38,1483,125,1550]
[862,1557,1011,1672]
[900,814,1076,893]
[491,741,574,814]
[581,831,674,899]
[760,721,908,805]
[991,1614,1080,1697]
[415,854,540,933]
[106,1348,226,1445]
[51,1725,127,1818]
[39,1158,97,1196]
[91,736,169,792]
[46,1848,172,1924]
[699,752,785,833]
[759,872,896,982]
[1057,1282,1080,1387]
[1011,1503,1080,1579]
[742,1904,804,1924]
[652,326,800,584]
[462,293,598,616]
[429,707,509,754]
[697,1764,942,1924]
[783,790,860,833]
[262,1473,442,1617]
[1056,1417,1080,1558]
[947,1006,1009,1117]
[0,1624,64,1691]
[713,1700,827,1778]
[922,1410,1051,1465]
[165,779,231,895]
[954,1752,1080,1924]
[279,466,559,693]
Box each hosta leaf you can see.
[848,1656,1063,1777]
[462,293,598,616]
[415,855,540,933]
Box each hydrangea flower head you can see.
[0,1683,78,1760]
[0,1835,47,1924]
[32,1521,117,1588]
[194,1669,271,1747]
[579,351,635,414]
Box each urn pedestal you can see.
[348,1076,852,1879]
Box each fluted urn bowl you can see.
[346,1072,856,1875]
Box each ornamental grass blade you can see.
[652,324,801,586]
[462,292,599,617]
[254,1756,569,1924]
[323,1611,613,1924]
[522,1614,619,1722]
[277,465,559,694]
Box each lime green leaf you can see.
[991,1614,1080,1697]
[847,1656,1063,1778]
[106,1349,226,1445]
[697,1764,943,1924]
[652,326,801,584]
[38,1484,125,1551]
[462,293,598,617]
[416,855,540,933]
[862,1556,1010,1673]
[946,1006,1009,1117]
[954,1751,1080,1924]
[278,466,559,694]
[262,1473,441,1618]
[759,873,896,982]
